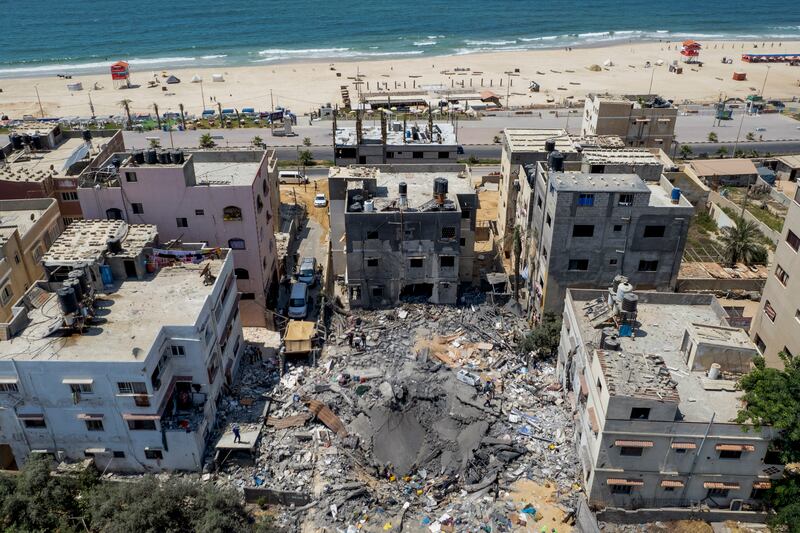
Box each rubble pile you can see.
[215,302,581,531]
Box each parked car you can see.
[456,369,481,388]
[287,282,309,319]
[278,170,308,184]
[297,257,317,286]
[314,193,327,207]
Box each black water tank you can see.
[399,182,407,196]
[145,149,157,164]
[82,130,92,142]
[31,134,42,149]
[68,269,89,297]
[107,237,123,254]
[433,177,448,195]
[544,138,556,153]
[56,286,79,315]
[133,150,145,164]
[10,134,22,150]
[621,292,639,313]
[157,150,170,164]
[548,150,565,172]
[170,150,183,164]
[111,157,121,169]
[21,134,31,146]
[64,278,83,303]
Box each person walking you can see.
[232,423,241,443]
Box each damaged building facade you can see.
[76,147,279,328]
[0,220,242,472]
[581,93,678,149]
[558,287,781,510]
[328,165,476,308]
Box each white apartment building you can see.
[558,287,782,511]
[0,220,242,472]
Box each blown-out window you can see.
[234,268,250,280]
[228,239,246,250]
[223,206,242,221]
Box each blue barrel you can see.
[671,187,681,203]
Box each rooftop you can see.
[0,137,89,182]
[0,259,224,362]
[9,122,60,137]
[548,172,651,194]
[590,93,675,108]
[689,158,758,177]
[43,219,157,265]
[580,148,664,166]
[0,199,56,243]
[777,154,800,169]
[193,160,262,186]
[569,289,753,423]
[335,122,457,146]
[504,129,575,153]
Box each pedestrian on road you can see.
[232,423,241,443]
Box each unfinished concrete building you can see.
[581,93,678,149]
[328,165,476,308]
[333,113,458,166]
[519,148,692,317]
[559,288,781,511]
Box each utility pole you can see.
[34,85,44,118]
[88,91,96,119]
[199,79,206,113]
[647,66,656,95]
[217,102,224,128]
[760,65,771,97]
[153,102,161,130]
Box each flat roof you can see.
[43,219,157,264]
[193,160,262,186]
[570,290,751,423]
[777,155,800,169]
[335,122,456,147]
[689,158,758,177]
[549,172,651,194]
[581,148,663,166]
[0,260,223,362]
[0,137,88,182]
[0,199,54,241]
[504,128,576,153]
[9,122,60,136]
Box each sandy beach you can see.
[1,40,799,118]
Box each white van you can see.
[287,282,309,319]
[278,170,308,184]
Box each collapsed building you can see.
[0,220,242,472]
[558,285,781,511]
[328,165,477,308]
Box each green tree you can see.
[734,149,745,158]
[199,133,216,148]
[153,102,162,130]
[716,146,729,157]
[302,137,312,147]
[118,99,133,129]
[149,138,161,149]
[467,155,479,165]
[679,144,693,159]
[251,135,264,147]
[518,312,562,361]
[719,217,765,266]
[707,131,718,142]
[298,149,314,171]
[492,135,501,144]
[746,132,756,141]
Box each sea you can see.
[0,0,798,78]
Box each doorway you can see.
[0,444,18,470]
[124,260,137,278]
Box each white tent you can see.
[67,82,83,91]
[212,73,224,82]
[603,59,614,67]
[191,74,202,83]
[655,59,665,66]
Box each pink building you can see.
[77,148,279,327]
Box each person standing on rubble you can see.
[232,423,241,443]
[346,331,354,347]
[360,332,367,349]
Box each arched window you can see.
[256,195,264,213]
[262,178,268,196]
[234,268,250,280]
[223,206,242,221]
[228,238,246,250]
[106,208,123,220]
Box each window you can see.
[234,268,250,280]
[86,420,104,431]
[240,292,255,300]
[438,151,449,159]
[572,225,594,237]
[764,300,777,322]
[719,449,743,459]
[176,218,188,228]
[620,447,644,457]
[785,346,794,358]
[386,152,394,159]
[106,208,123,220]
[459,238,466,247]
[113,451,126,458]
[0,383,18,393]
[706,488,729,498]
[228,238,246,250]
[0,285,13,306]
[787,230,800,252]
[170,345,185,357]
[69,383,93,395]
[440,256,455,268]
[674,448,687,454]
[537,196,542,208]
[546,214,551,226]
[577,193,595,207]
[409,258,423,268]
[117,382,147,395]
[367,258,379,267]
[618,193,634,206]
[755,334,767,354]
[61,191,79,201]
[412,151,423,159]
[596,377,602,392]
[132,203,144,214]
[611,485,633,495]
[127,419,156,431]
[542,247,548,260]
[751,487,768,500]
[638,260,658,272]
[613,224,622,232]
[366,230,379,239]
[223,206,243,221]
[609,258,618,265]
[441,226,456,239]
[643,225,666,238]
[145,449,164,460]
[461,208,471,219]
[630,407,650,420]
[775,265,790,286]
[125,172,138,182]
[371,286,383,298]
[195,209,205,216]
[568,259,589,271]
[14,253,20,264]
[257,195,264,213]
[23,418,46,428]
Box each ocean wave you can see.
[427,35,445,39]
[519,35,559,42]
[413,40,437,46]
[257,47,350,56]
[464,39,517,45]
[0,56,197,75]
[200,54,228,59]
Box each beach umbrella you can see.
[191,74,202,83]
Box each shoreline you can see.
[2,39,799,118]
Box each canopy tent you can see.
[191,74,202,83]
[212,74,224,82]
[166,75,180,84]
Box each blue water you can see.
[1,0,798,77]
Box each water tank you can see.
[64,278,84,303]
[170,150,184,164]
[133,150,145,164]
[544,138,556,153]
[399,182,407,196]
[621,292,639,313]
[107,237,123,254]
[68,269,89,297]
[433,177,449,195]
[82,130,92,142]
[10,134,23,150]
[31,134,42,149]
[111,157,121,169]
[611,275,628,293]
[671,187,681,204]
[600,327,616,347]
[21,134,31,146]
[616,282,634,303]
[364,200,375,212]
[157,150,170,164]
[708,363,722,380]
[603,335,621,351]
[56,286,79,315]
[145,149,157,164]
[548,150,565,172]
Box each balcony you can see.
[158,377,208,432]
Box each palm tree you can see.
[707,132,718,142]
[153,103,161,130]
[679,145,693,159]
[199,133,216,148]
[298,149,313,174]
[118,99,133,129]
[302,137,312,147]
[178,103,186,130]
[719,218,763,266]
